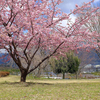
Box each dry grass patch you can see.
[0,76,100,100]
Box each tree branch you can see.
[31,38,41,60]
[26,38,41,71]
[27,41,64,74]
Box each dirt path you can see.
[0,75,19,82]
[31,79,100,84]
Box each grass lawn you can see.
[0,75,100,100]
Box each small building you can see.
[81,64,100,73]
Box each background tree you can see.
[77,3,100,58]
[50,52,80,79]
[0,0,99,82]
[67,52,80,79]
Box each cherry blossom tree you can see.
[0,0,99,82]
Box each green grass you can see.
[0,75,100,100]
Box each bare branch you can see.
[26,38,41,71]
[28,41,64,74]
[31,38,41,60]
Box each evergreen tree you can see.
[50,52,80,79]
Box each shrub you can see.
[0,71,9,77]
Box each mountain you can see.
[0,49,100,68]
[77,49,100,65]
[0,53,18,68]
[0,53,10,64]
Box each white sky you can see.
[0,49,7,53]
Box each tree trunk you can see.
[76,72,78,79]
[36,66,41,77]
[63,72,65,79]
[20,70,27,82]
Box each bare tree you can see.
[78,4,100,58]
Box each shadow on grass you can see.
[0,81,54,87]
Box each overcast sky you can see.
[58,0,100,13]
[56,0,100,26]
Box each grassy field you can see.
[0,75,100,100]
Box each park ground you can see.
[0,75,100,100]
